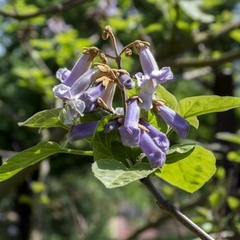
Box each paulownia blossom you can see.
[153,99,189,138]
[56,47,99,86]
[134,41,173,110]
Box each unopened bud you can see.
[125,48,132,57]
[99,52,108,64]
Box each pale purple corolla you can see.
[118,97,141,146]
[56,47,99,87]
[139,119,169,153]
[118,72,135,89]
[135,43,173,110]
[53,68,101,124]
[139,130,166,168]
[104,118,121,133]
[68,121,99,143]
[153,100,189,138]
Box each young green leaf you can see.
[155,85,178,110]
[0,141,93,182]
[19,108,69,130]
[91,116,117,161]
[216,132,240,145]
[92,159,154,188]
[176,95,240,119]
[155,145,216,193]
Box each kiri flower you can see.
[137,44,173,85]
[104,118,121,133]
[139,130,166,168]
[56,47,99,87]
[79,83,105,107]
[118,72,135,89]
[118,97,141,146]
[139,120,169,153]
[53,68,101,123]
[100,81,116,113]
[134,42,173,111]
[153,100,189,138]
[68,121,99,143]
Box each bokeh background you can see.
[0,0,240,239]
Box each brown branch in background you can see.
[126,194,208,240]
[140,177,214,240]
[0,0,88,20]
[159,20,240,59]
[160,48,240,69]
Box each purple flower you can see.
[119,98,141,146]
[155,103,189,138]
[79,83,105,107]
[139,130,166,168]
[118,72,135,89]
[53,68,101,123]
[56,47,99,87]
[139,120,169,153]
[100,81,116,113]
[104,118,121,133]
[134,43,173,111]
[68,121,99,143]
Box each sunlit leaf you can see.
[0,141,93,182]
[215,132,240,145]
[176,96,240,118]
[19,108,69,130]
[179,0,214,23]
[92,159,154,188]
[227,151,240,163]
[155,145,216,193]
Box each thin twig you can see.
[160,48,240,68]
[140,177,214,240]
[126,194,208,240]
[0,0,88,20]
[159,19,240,59]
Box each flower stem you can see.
[140,177,214,240]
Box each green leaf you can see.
[176,95,240,119]
[229,29,240,43]
[111,141,144,167]
[155,85,178,110]
[227,150,240,163]
[215,132,240,145]
[92,116,117,161]
[19,108,69,130]
[167,144,196,155]
[179,0,214,23]
[0,141,93,182]
[92,159,154,188]
[155,145,216,193]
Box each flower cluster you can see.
[53,26,189,169]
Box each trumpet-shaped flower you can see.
[153,101,189,138]
[68,121,99,143]
[56,47,99,86]
[118,72,135,89]
[135,43,173,110]
[119,98,141,146]
[53,68,101,123]
[104,118,121,133]
[139,120,169,153]
[139,130,166,168]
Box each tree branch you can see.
[159,19,240,59]
[160,48,240,69]
[126,193,208,240]
[0,0,88,20]
[140,177,214,240]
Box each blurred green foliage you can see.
[0,0,240,239]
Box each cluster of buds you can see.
[53,26,189,169]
